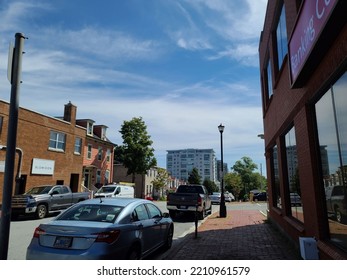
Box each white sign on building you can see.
[32,158,55,175]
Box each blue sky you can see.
[0,0,267,174]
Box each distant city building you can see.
[166,149,217,183]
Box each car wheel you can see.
[127,245,141,260]
[36,204,47,219]
[163,226,174,250]
[335,208,346,224]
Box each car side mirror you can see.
[162,212,170,218]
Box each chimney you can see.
[64,101,77,125]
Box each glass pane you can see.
[285,127,303,222]
[316,71,347,252]
[276,5,287,69]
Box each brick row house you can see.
[259,0,346,259]
[0,100,115,202]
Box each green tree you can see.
[118,117,157,182]
[152,168,170,198]
[232,156,258,200]
[203,178,218,194]
[188,168,201,184]
[224,172,242,200]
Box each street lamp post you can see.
[218,124,227,218]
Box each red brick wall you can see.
[0,101,85,199]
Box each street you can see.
[6,201,267,260]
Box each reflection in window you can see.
[285,127,303,222]
[267,59,273,98]
[272,145,281,208]
[276,5,288,70]
[316,71,347,252]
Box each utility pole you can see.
[0,33,26,260]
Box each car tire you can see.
[36,204,47,219]
[335,208,346,224]
[127,244,141,260]
[163,226,174,250]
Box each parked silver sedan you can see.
[26,198,174,260]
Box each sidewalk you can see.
[162,207,302,260]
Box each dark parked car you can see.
[290,193,302,206]
[253,192,267,201]
[26,198,174,259]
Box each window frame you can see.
[49,131,66,152]
[74,137,82,155]
[87,144,92,159]
[275,4,288,72]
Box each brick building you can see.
[0,100,114,201]
[259,0,346,259]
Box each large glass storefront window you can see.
[285,127,303,222]
[316,71,347,252]
[272,145,281,208]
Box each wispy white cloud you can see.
[0,0,52,34]
[169,0,267,65]
[36,27,165,63]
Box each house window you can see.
[106,148,111,162]
[101,127,107,140]
[98,146,102,161]
[49,131,66,151]
[316,71,347,252]
[87,144,92,159]
[276,4,288,70]
[285,127,303,223]
[87,121,93,136]
[96,170,101,184]
[74,137,82,154]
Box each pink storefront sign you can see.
[288,0,338,85]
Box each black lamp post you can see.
[218,123,227,218]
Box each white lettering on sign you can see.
[290,15,315,72]
[316,0,331,19]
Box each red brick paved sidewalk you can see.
[163,210,301,260]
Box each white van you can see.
[94,184,135,198]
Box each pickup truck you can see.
[167,184,212,220]
[11,185,90,219]
[325,185,347,224]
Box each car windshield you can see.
[57,204,124,223]
[25,186,53,195]
[97,186,117,193]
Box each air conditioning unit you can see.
[299,237,319,260]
